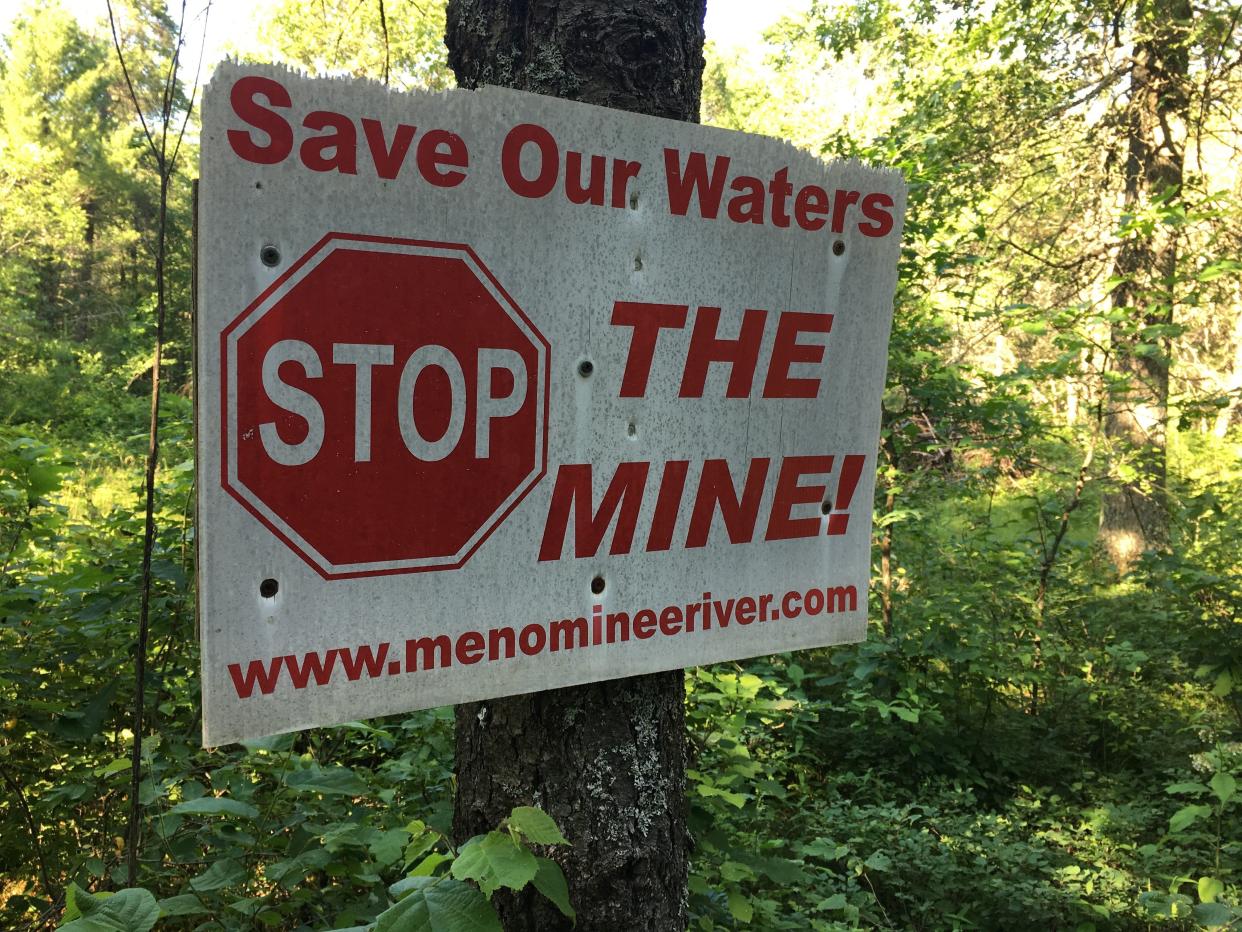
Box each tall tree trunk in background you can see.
[444,3,705,930]
[73,200,97,342]
[1100,0,1191,573]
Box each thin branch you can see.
[105,0,201,890]
[0,756,54,901]
[379,0,391,86]
[1035,444,1096,620]
[105,2,159,167]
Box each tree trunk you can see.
[1099,2,1190,573]
[73,200,97,342]
[444,3,705,930]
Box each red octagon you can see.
[221,233,549,579]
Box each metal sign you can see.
[197,63,906,745]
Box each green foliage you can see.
[238,0,451,91]
[44,796,572,930]
[60,883,159,931]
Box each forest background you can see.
[0,0,1239,929]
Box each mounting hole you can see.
[578,359,594,378]
[629,191,639,209]
[590,575,606,595]
[626,421,637,438]
[832,240,845,256]
[259,578,279,598]
[820,501,831,515]
[260,244,281,267]
[634,254,643,271]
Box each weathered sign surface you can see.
[197,62,906,746]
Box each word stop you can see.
[258,340,528,465]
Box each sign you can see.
[197,63,906,745]
[222,236,548,576]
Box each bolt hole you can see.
[832,240,845,256]
[578,359,594,378]
[590,575,606,595]
[820,501,831,515]
[626,421,637,438]
[254,181,263,190]
[260,244,281,267]
[629,192,639,209]
[259,578,279,598]
[634,254,643,271]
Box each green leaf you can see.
[695,783,748,807]
[370,829,411,867]
[1198,876,1225,904]
[817,893,848,910]
[241,732,296,754]
[378,878,503,932]
[451,832,538,898]
[1211,669,1234,697]
[158,894,210,917]
[63,883,91,920]
[864,851,893,872]
[284,763,369,796]
[54,681,121,742]
[532,857,575,921]
[1164,781,1207,796]
[507,806,569,845]
[98,758,130,777]
[727,889,754,923]
[1196,260,1242,283]
[733,852,809,883]
[168,796,259,819]
[389,875,437,901]
[58,888,159,932]
[403,826,439,869]
[374,889,431,931]
[409,851,453,877]
[720,861,754,882]
[1208,772,1236,806]
[1168,804,1212,833]
[189,859,246,892]
[425,878,503,932]
[1192,902,1234,928]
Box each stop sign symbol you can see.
[221,233,549,578]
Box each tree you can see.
[782,0,1240,575]
[1098,0,1194,571]
[0,1,115,337]
[443,3,705,928]
[242,0,452,91]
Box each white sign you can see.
[197,62,906,745]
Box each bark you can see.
[444,3,705,930]
[1100,2,1191,573]
[455,674,689,930]
[445,0,704,121]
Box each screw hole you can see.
[254,181,263,190]
[259,578,279,598]
[820,501,831,515]
[634,254,643,271]
[832,240,845,256]
[626,421,637,438]
[260,244,281,267]
[578,359,594,378]
[629,192,639,209]
[590,575,606,595]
